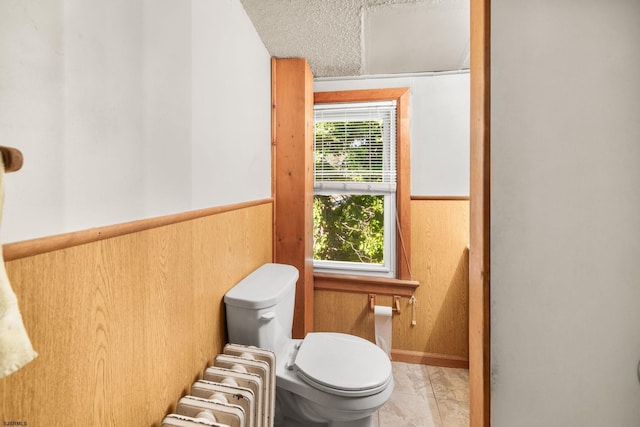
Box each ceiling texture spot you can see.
[240,0,470,78]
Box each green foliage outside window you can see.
[313,120,386,265]
[313,195,384,264]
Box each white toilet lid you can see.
[294,333,392,397]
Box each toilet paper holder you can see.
[369,294,401,314]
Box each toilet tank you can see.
[224,263,298,354]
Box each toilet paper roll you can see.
[374,305,393,358]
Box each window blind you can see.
[314,101,397,193]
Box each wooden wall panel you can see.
[273,58,315,338]
[0,203,272,426]
[314,290,394,342]
[409,200,469,358]
[314,200,469,363]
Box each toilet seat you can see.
[293,332,392,398]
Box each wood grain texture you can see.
[314,200,469,361]
[409,200,469,358]
[3,198,273,262]
[314,290,382,341]
[314,88,410,104]
[314,272,419,297]
[391,349,469,369]
[411,196,470,201]
[273,58,315,338]
[469,0,491,424]
[0,203,272,425]
[395,89,412,280]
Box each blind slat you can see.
[314,181,397,194]
[314,101,396,188]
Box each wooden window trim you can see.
[314,272,419,297]
[314,88,412,281]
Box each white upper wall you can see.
[315,72,470,197]
[191,0,271,210]
[0,0,271,243]
[492,0,640,425]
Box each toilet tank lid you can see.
[224,263,299,309]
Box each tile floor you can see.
[374,361,469,427]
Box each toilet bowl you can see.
[224,263,394,427]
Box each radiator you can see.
[161,344,275,427]
[203,367,263,426]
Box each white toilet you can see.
[224,263,394,427]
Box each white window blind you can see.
[314,101,397,194]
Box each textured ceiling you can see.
[240,0,469,78]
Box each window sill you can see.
[314,272,419,297]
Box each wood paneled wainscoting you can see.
[0,201,273,425]
[314,198,469,367]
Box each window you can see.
[313,88,411,280]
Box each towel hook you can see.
[0,146,23,173]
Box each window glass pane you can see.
[314,120,386,183]
[313,194,384,265]
[313,99,398,276]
